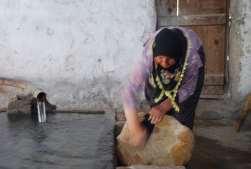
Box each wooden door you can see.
[156,0,229,97]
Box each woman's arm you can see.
[120,35,153,136]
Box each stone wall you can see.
[229,0,251,100]
[0,0,156,111]
[1,0,251,114]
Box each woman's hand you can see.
[148,99,173,124]
[149,106,165,124]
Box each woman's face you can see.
[154,55,176,69]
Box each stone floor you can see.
[189,98,251,169]
[190,117,251,169]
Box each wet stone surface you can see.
[190,135,251,169]
[0,113,114,169]
[190,117,251,169]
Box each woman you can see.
[121,27,205,147]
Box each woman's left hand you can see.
[148,99,173,124]
[148,106,165,124]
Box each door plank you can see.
[156,0,177,16]
[158,14,226,26]
[156,0,227,16]
[187,25,225,84]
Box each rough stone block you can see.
[116,115,194,166]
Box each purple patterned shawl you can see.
[121,27,204,113]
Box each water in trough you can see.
[0,112,114,169]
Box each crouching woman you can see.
[120,27,205,147]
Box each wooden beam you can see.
[204,74,225,85]
[201,85,224,96]
[158,14,226,26]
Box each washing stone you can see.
[116,115,194,166]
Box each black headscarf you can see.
[145,28,188,106]
[152,28,187,73]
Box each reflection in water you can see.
[0,113,114,169]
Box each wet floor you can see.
[190,135,251,169]
[0,113,114,169]
[190,118,251,169]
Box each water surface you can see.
[0,113,114,169]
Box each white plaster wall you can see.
[239,0,251,97]
[229,0,251,100]
[0,0,156,110]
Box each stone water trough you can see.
[3,94,193,169]
[0,79,192,169]
[0,94,114,169]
